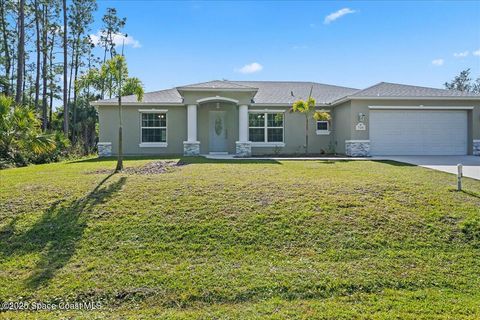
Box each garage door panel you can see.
[370,110,467,156]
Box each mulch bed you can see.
[88,160,186,175]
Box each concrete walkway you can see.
[377,155,480,180]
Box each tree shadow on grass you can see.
[71,156,282,165]
[373,160,417,167]
[69,155,182,164]
[460,189,480,199]
[0,173,127,289]
[180,157,281,165]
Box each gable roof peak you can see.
[177,80,258,90]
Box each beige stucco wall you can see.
[98,97,479,156]
[98,105,187,155]
[248,106,333,155]
[347,99,480,154]
[331,101,351,154]
[98,103,335,155]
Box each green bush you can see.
[31,132,71,164]
[0,94,57,167]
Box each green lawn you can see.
[0,157,479,319]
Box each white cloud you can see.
[89,31,141,48]
[431,58,444,66]
[235,62,263,74]
[292,45,308,50]
[324,8,356,24]
[453,51,469,58]
[473,49,480,56]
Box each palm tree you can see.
[0,95,55,166]
[104,55,143,172]
[292,87,331,155]
[292,96,316,154]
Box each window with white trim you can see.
[141,113,167,143]
[316,121,330,135]
[249,112,284,143]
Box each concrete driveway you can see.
[378,155,480,180]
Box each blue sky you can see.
[91,1,480,92]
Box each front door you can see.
[209,111,228,153]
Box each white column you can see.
[238,104,249,142]
[187,104,197,142]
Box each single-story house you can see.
[92,80,480,157]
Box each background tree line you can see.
[0,0,142,167]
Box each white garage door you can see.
[370,110,468,155]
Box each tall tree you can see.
[81,54,143,171]
[15,0,25,104]
[99,7,125,99]
[62,0,68,134]
[445,69,480,94]
[48,23,58,127]
[0,0,12,95]
[68,0,97,142]
[34,0,41,109]
[41,2,48,130]
[113,56,143,172]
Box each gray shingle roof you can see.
[232,81,358,104]
[95,80,480,105]
[99,88,183,104]
[349,82,478,98]
[177,80,257,90]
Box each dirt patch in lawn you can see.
[87,160,186,175]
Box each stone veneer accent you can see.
[345,140,370,157]
[183,141,200,156]
[98,142,112,157]
[474,140,480,156]
[235,141,252,157]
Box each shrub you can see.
[31,132,71,164]
[313,111,331,121]
[0,94,56,167]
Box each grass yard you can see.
[0,157,479,319]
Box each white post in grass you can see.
[457,164,463,191]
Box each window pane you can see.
[249,113,265,127]
[141,113,150,127]
[158,114,167,127]
[317,121,328,131]
[142,128,166,142]
[267,128,283,142]
[142,113,166,127]
[267,113,283,127]
[249,128,265,142]
[159,128,166,142]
